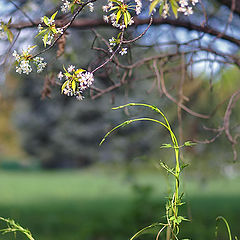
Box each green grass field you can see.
[0,167,239,240]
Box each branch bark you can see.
[10,17,240,47]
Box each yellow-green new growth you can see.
[100,103,192,239]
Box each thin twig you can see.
[9,0,35,25]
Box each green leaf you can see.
[51,11,58,20]
[6,29,13,42]
[116,10,122,24]
[159,1,164,16]
[184,141,196,146]
[72,80,76,92]
[29,45,37,50]
[63,65,68,73]
[159,162,176,176]
[123,12,128,28]
[43,16,49,26]
[43,33,48,47]
[35,29,48,38]
[75,69,85,74]
[169,216,189,225]
[7,17,12,25]
[61,80,69,93]
[64,72,72,78]
[110,0,122,5]
[117,32,122,39]
[109,6,119,11]
[130,223,166,240]
[51,26,57,34]
[71,5,75,14]
[160,143,173,149]
[180,163,189,171]
[149,0,160,14]
[126,10,131,22]
[3,25,7,31]
[170,0,178,18]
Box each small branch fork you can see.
[195,89,240,161]
[32,0,97,58]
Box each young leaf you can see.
[149,0,160,14]
[35,29,48,38]
[29,45,37,50]
[109,6,119,11]
[117,32,122,39]
[170,0,178,18]
[75,69,85,74]
[72,80,76,93]
[63,65,68,73]
[7,17,12,25]
[51,26,57,34]
[110,0,122,5]
[51,11,58,20]
[116,10,122,24]
[160,143,173,149]
[71,5,75,14]
[43,33,48,47]
[180,163,189,171]
[160,162,176,176]
[43,16,49,26]
[123,12,128,28]
[126,11,131,22]
[184,141,196,146]
[61,80,69,93]
[64,72,72,78]
[6,29,13,42]
[159,1,164,16]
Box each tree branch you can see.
[10,17,240,47]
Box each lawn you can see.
[0,167,239,240]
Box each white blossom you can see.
[103,15,109,23]
[102,5,109,12]
[191,0,198,5]
[61,0,70,13]
[179,0,188,7]
[184,6,193,15]
[109,37,116,46]
[60,66,95,100]
[68,65,75,72]
[119,48,127,55]
[88,3,94,12]
[13,47,47,75]
[58,71,64,80]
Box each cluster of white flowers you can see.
[109,37,117,47]
[177,0,198,15]
[61,0,94,13]
[61,0,71,12]
[38,16,63,46]
[135,0,142,15]
[58,65,94,100]
[155,0,198,18]
[34,57,48,73]
[12,46,47,75]
[102,0,141,29]
[108,37,128,55]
